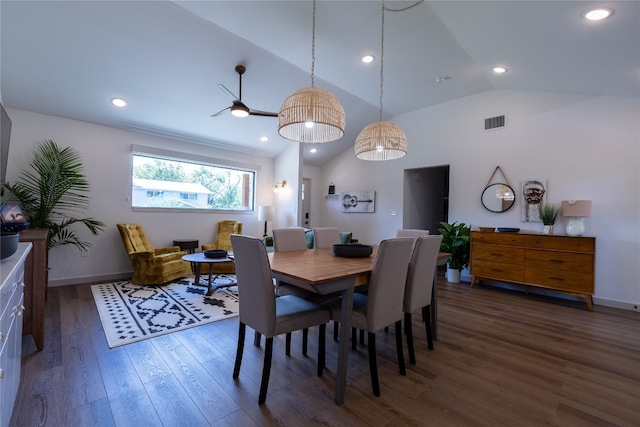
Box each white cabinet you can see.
[0,243,31,427]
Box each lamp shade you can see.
[354,121,408,161]
[278,87,345,143]
[561,200,592,217]
[258,205,274,222]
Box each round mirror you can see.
[482,183,516,213]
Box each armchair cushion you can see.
[201,220,241,274]
[116,223,191,285]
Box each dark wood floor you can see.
[10,272,640,427]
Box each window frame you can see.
[129,144,260,214]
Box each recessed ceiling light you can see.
[260,136,269,142]
[493,66,508,74]
[584,8,612,21]
[435,76,451,83]
[361,55,375,63]
[310,148,317,153]
[111,98,126,107]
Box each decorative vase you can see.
[446,267,461,284]
[543,225,553,235]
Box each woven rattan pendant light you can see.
[278,0,345,143]
[355,0,408,161]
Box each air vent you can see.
[484,115,506,131]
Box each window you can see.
[131,147,256,212]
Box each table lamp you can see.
[257,205,274,238]
[561,200,592,236]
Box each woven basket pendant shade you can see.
[278,87,345,143]
[355,121,407,161]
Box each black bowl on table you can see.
[204,249,228,259]
[332,243,373,258]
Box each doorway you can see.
[402,165,449,234]
[302,177,311,228]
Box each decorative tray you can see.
[497,227,520,233]
[204,249,228,259]
[333,244,373,258]
[0,221,30,233]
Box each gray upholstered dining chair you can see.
[396,228,429,240]
[230,234,330,405]
[403,235,442,365]
[312,227,340,249]
[261,227,315,355]
[324,237,414,397]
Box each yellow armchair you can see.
[117,223,191,285]
[201,220,241,274]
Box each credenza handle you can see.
[549,259,565,263]
[489,269,504,272]
[491,253,503,256]
[549,277,565,281]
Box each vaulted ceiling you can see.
[1,1,638,166]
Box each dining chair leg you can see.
[286,332,292,356]
[359,329,365,345]
[302,328,309,356]
[367,332,380,397]
[351,327,357,351]
[422,305,427,322]
[258,337,274,405]
[254,331,261,347]
[424,305,434,350]
[317,323,326,377]
[233,322,246,379]
[395,321,406,376]
[333,321,339,341]
[405,312,416,365]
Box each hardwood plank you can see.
[8,279,639,426]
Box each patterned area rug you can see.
[91,275,238,348]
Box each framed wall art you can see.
[520,180,547,222]
[341,190,375,213]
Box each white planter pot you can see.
[543,225,553,235]
[447,267,461,283]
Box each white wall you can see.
[318,90,640,309]
[273,141,302,228]
[5,109,274,285]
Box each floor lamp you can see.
[258,206,274,239]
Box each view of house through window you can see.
[131,153,255,211]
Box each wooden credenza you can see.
[18,229,49,350]
[470,231,595,310]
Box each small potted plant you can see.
[437,221,471,283]
[539,203,559,234]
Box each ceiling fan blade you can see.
[248,109,278,117]
[210,106,231,117]
[218,83,238,100]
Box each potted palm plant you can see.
[438,221,471,283]
[2,139,104,250]
[539,203,559,235]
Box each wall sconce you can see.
[274,180,287,193]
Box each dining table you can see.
[268,246,448,405]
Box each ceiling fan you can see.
[211,65,278,118]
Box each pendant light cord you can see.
[310,0,316,88]
[378,0,424,122]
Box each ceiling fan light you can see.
[278,87,345,143]
[355,121,408,161]
[231,104,250,117]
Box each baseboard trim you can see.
[49,272,132,287]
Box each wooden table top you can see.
[268,246,377,287]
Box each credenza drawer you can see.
[472,244,524,264]
[471,260,524,282]
[472,232,525,246]
[525,268,593,293]
[525,235,595,253]
[525,250,593,273]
